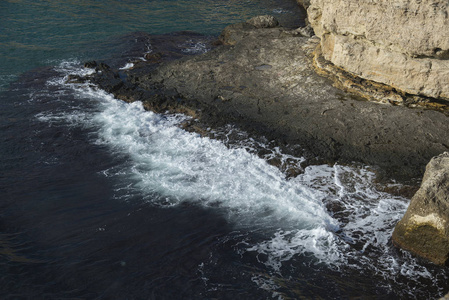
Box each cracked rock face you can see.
[392,152,449,265]
[307,0,449,101]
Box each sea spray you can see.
[35,60,448,298]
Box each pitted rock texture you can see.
[392,152,449,265]
[246,15,279,28]
[84,24,449,180]
[307,0,449,102]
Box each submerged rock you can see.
[305,0,449,108]
[392,152,449,265]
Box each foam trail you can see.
[42,61,343,266]
[93,93,337,229]
[37,61,447,297]
[119,63,134,70]
[46,64,389,269]
[88,89,349,268]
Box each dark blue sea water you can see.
[1,1,448,299]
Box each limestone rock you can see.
[294,24,314,37]
[219,22,258,46]
[87,24,449,180]
[246,15,279,29]
[392,152,449,265]
[307,0,449,103]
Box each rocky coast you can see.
[76,19,449,181]
[73,1,449,265]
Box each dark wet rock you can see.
[296,0,311,9]
[95,62,111,72]
[84,61,97,68]
[65,74,88,84]
[81,19,449,181]
[94,31,217,71]
[392,152,449,265]
[144,52,163,63]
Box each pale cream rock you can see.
[392,152,449,265]
[307,0,449,101]
[409,213,446,232]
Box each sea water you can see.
[1,1,448,299]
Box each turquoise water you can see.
[1,1,448,299]
[0,0,304,90]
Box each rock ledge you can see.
[80,22,449,181]
[304,0,449,109]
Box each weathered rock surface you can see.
[83,22,449,180]
[299,1,449,265]
[306,0,449,105]
[392,152,449,265]
[246,15,279,28]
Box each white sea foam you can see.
[119,62,134,70]
[181,40,210,54]
[47,67,343,267]
[272,8,291,14]
[0,74,18,91]
[92,93,337,228]
[55,59,95,78]
[70,82,410,271]
[38,60,447,297]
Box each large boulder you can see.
[246,15,279,29]
[392,152,449,265]
[306,0,449,105]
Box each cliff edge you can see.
[298,0,449,265]
[302,0,449,109]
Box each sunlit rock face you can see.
[392,152,449,265]
[305,0,449,103]
[295,0,449,264]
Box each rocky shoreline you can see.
[298,0,449,266]
[73,3,449,265]
[74,18,449,182]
